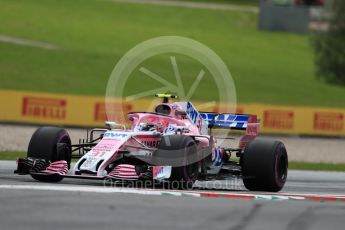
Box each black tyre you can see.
[242,138,288,192]
[28,126,72,182]
[154,135,199,189]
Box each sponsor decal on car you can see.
[81,157,99,168]
[186,102,202,127]
[141,140,160,148]
[153,166,172,180]
[91,139,121,157]
[22,96,66,120]
[103,132,128,139]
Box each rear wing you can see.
[200,113,258,130]
[200,112,260,149]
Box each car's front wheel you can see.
[27,126,71,182]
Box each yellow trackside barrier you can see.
[241,104,345,136]
[0,90,344,136]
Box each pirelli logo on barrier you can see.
[94,102,107,122]
[94,102,132,122]
[263,110,294,129]
[313,112,344,132]
[22,96,66,120]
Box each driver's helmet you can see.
[137,122,164,132]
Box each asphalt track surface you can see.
[1,161,345,230]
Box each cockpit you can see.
[126,94,191,134]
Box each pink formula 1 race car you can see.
[15,94,288,192]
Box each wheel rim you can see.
[58,134,70,145]
[56,133,71,164]
[279,155,287,181]
[275,150,288,186]
[183,140,198,182]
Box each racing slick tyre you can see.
[27,127,72,182]
[242,138,288,192]
[154,135,199,189]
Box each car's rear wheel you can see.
[154,135,199,189]
[28,126,71,182]
[242,138,288,192]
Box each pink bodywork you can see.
[41,161,68,175]
[36,101,259,178]
[88,103,210,178]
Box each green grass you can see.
[176,0,259,6]
[0,151,26,160]
[0,0,344,107]
[289,161,345,172]
[2,151,345,172]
